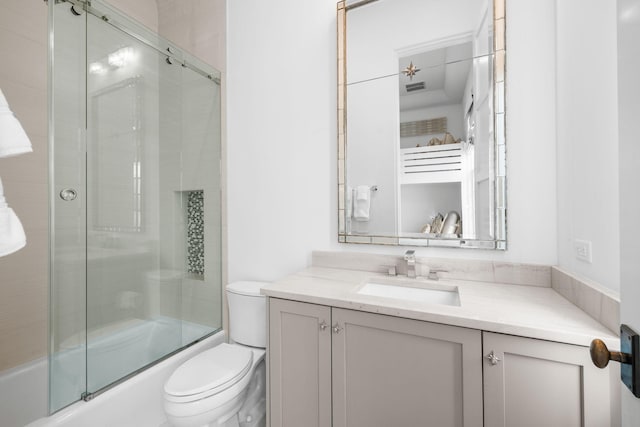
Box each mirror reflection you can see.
[338,0,506,249]
[90,77,143,233]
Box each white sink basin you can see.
[357,279,460,306]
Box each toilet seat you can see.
[164,343,253,404]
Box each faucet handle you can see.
[384,265,397,276]
[427,268,449,280]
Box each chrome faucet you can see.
[404,250,416,278]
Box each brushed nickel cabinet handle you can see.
[332,324,342,334]
[319,321,328,331]
[486,351,501,365]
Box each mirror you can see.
[338,0,506,249]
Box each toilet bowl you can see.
[164,344,265,427]
[163,281,268,427]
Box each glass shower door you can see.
[50,0,222,412]
[85,11,185,393]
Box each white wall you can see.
[556,0,620,291]
[618,0,640,421]
[227,0,337,282]
[227,0,559,283]
[347,76,398,234]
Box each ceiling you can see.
[398,42,473,111]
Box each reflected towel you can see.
[353,185,370,221]
[0,88,33,158]
[0,177,26,257]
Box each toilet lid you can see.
[164,343,253,397]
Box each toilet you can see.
[163,281,268,427]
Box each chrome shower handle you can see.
[59,188,78,201]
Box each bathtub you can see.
[0,321,224,427]
[0,356,48,427]
[50,316,217,410]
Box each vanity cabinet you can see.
[331,307,483,427]
[269,298,614,427]
[482,332,612,427]
[268,298,483,427]
[268,299,332,427]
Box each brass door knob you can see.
[590,339,632,368]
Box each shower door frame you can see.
[48,0,222,413]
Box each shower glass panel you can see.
[49,0,222,412]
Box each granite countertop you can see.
[262,266,619,348]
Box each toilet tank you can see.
[226,281,268,348]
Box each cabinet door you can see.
[332,308,483,427]
[483,332,612,427]
[268,298,332,427]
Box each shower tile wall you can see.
[106,1,227,332]
[107,0,226,71]
[156,0,226,71]
[104,0,159,33]
[0,0,227,374]
[158,64,222,330]
[0,1,48,372]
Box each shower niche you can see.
[184,190,205,278]
[49,0,222,412]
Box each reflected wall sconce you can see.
[90,46,134,75]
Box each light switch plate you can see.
[574,239,592,263]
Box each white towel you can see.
[353,185,371,221]
[0,177,26,257]
[0,88,33,158]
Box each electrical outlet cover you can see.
[574,239,592,263]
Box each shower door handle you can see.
[59,188,78,201]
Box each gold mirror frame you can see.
[337,0,506,249]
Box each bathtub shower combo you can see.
[48,0,222,414]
